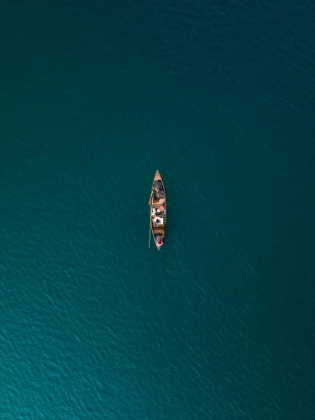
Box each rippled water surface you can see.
[1,1,315,418]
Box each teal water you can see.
[1,1,315,418]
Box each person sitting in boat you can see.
[153,217,163,226]
[156,205,165,215]
[155,234,163,246]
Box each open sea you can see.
[1,1,315,419]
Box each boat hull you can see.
[149,170,166,249]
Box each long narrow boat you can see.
[148,170,166,250]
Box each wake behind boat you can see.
[148,170,166,250]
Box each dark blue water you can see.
[1,1,315,418]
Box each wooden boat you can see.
[148,170,166,250]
